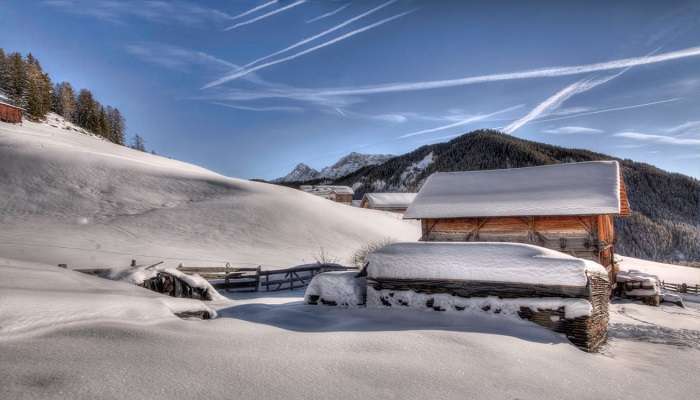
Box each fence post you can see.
[225,262,231,292]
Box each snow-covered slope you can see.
[0,115,419,269]
[318,151,393,179]
[275,152,393,182]
[618,255,700,285]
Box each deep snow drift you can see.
[2,259,699,400]
[0,116,419,269]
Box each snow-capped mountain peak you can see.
[275,152,393,182]
[275,163,320,182]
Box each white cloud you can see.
[224,0,307,31]
[663,120,700,134]
[531,98,680,124]
[543,126,603,134]
[44,0,234,26]
[614,132,700,145]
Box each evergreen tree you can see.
[4,52,27,108]
[130,134,146,152]
[106,106,125,145]
[52,82,76,121]
[24,53,53,119]
[75,89,97,130]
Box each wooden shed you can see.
[0,100,23,124]
[403,161,630,277]
[360,193,417,213]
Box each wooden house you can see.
[300,185,354,205]
[403,161,630,275]
[0,100,23,124]
[360,193,417,213]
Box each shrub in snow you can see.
[305,271,366,307]
[351,238,395,269]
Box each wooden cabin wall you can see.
[0,105,22,123]
[421,215,614,268]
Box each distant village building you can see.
[360,193,417,213]
[300,185,354,205]
[0,93,23,124]
[404,161,630,275]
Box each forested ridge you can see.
[0,48,134,147]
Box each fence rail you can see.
[178,262,356,292]
[660,281,700,294]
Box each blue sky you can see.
[1,0,699,179]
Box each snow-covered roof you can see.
[367,242,607,287]
[0,100,24,110]
[362,193,417,209]
[404,161,628,219]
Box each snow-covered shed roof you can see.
[361,193,417,209]
[367,242,607,287]
[404,161,630,219]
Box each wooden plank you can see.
[367,278,589,299]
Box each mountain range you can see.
[277,130,700,264]
[275,152,393,182]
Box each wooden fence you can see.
[177,262,356,292]
[660,281,700,295]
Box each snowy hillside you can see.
[275,151,393,182]
[0,115,419,269]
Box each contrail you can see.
[398,105,524,138]
[531,98,680,124]
[212,102,303,112]
[206,9,415,88]
[229,0,278,20]
[225,0,306,31]
[243,0,398,69]
[503,76,614,134]
[306,3,351,23]
[502,48,649,134]
[302,45,700,97]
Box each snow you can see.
[2,274,700,400]
[3,117,700,399]
[404,160,623,219]
[400,151,434,184]
[276,152,393,182]
[368,288,593,318]
[617,255,700,285]
[361,192,417,209]
[0,116,419,269]
[367,242,607,286]
[117,264,228,302]
[304,271,366,306]
[0,257,218,338]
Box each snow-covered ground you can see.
[0,116,419,269]
[618,255,700,285]
[2,258,699,400]
[2,117,700,399]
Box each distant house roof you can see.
[404,161,630,219]
[361,193,417,209]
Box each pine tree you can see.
[52,82,76,121]
[106,106,125,145]
[24,53,52,119]
[75,89,96,130]
[5,52,27,108]
[131,134,146,152]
